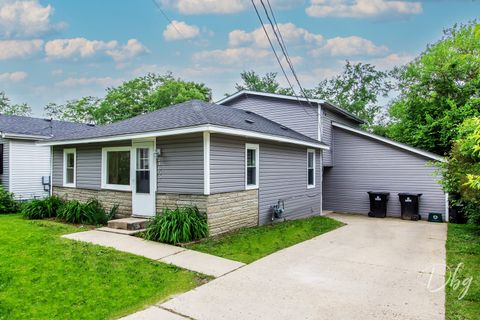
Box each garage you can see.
[322,122,447,220]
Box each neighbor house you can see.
[218,90,447,220]
[40,100,328,236]
[0,114,91,200]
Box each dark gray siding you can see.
[323,127,445,218]
[210,134,322,225]
[223,95,318,140]
[0,138,9,190]
[157,133,204,194]
[322,108,360,166]
[52,141,130,190]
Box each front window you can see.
[307,149,315,188]
[102,147,131,190]
[246,144,259,189]
[63,148,76,187]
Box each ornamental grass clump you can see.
[57,199,118,225]
[21,195,64,219]
[145,207,208,244]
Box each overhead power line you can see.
[150,0,185,38]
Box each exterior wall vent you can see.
[245,119,255,124]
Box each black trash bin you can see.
[398,193,422,221]
[367,191,390,218]
[449,194,467,224]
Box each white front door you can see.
[132,140,156,217]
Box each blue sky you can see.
[0,0,478,116]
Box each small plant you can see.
[57,199,118,225]
[0,187,19,214]
[21,195,64,219]
[145,207,208,244]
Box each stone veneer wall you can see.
[156,189,259,236]
[53,187,132,217]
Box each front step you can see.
[107,217,149,231]
[97,227,146,236]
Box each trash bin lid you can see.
[398,193,423,196]
[367,191,390,195]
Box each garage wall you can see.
[323,127,446,219]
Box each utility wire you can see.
[150,0,185,39]
[259,0,314,107]
[250,0,300,102]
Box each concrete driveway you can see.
[159,213,447,320]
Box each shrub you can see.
[21,195,64,220]
[145,207,208,244]
[0,187,19,214]
[57,199,118,225]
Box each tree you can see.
[0,91,31,116]
[312,61,393,126]
[234,71,293,96]
[438,117,480,223]
[386,22,480,155]
[44,73,211,124]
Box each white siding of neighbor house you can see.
[323,127,446,219]
[0,138,9,191]
[9,140,50,199]
[210,134,322,225]
[221,95,319,140]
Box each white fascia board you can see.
[37,124,330,150]
[1,132,50,140]
[216,90,324,106]
[332,122,445,162]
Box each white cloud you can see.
[193,47,272,65]
[310,36,388,56]
[44,38,148,61]
[0,39,43,59]
[160,0,248,14]
[0,71,27,82]
[229,23,323,48]
[106,39,149,61]
[56,76,122,87]
[0,0,64,37]
[306,0,422,18]
[163,20,200,41]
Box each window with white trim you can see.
[245,143,259,189]
[307,149,315,188]
[102,146,131,191]
[63,148,76,187]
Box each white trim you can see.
[245,143,259,190]
[1,132,50,140]
[7,141,12,192]
[216,90,364,124]
[101,146,132,191]
[445,192,449,222]
[203,131,210,195]
[63,148,76,187]
[319,151,323,214]
[38,124,329,150]
[49,146,53,196]
[307,149,316,189]
[332,122,445,162]
[317,103,323,142]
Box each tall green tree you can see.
[0,91,31,116]
[234,71,293,96]
[44,73,211,124]
[312,61,393,126]
[386,22,480,155]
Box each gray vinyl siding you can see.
[323,127,446,219]
[321,108,360,166]
[210,134,322,225]
[52,141,130,190]
[0,138,9,190]
[157,133,204,194]
[223,95,318,140]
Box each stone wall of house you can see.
[53,187,132,217]
[156,190,259,236]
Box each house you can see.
[0,114,91,200]
[218,90,447,220]
[39,100,328,236]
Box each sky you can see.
[0,0,478,116]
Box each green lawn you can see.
[445,223,480,320]
[0,214,207,320]
[187,216,343,264]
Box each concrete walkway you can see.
[62,230,244,277]
[148,213,446,320]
